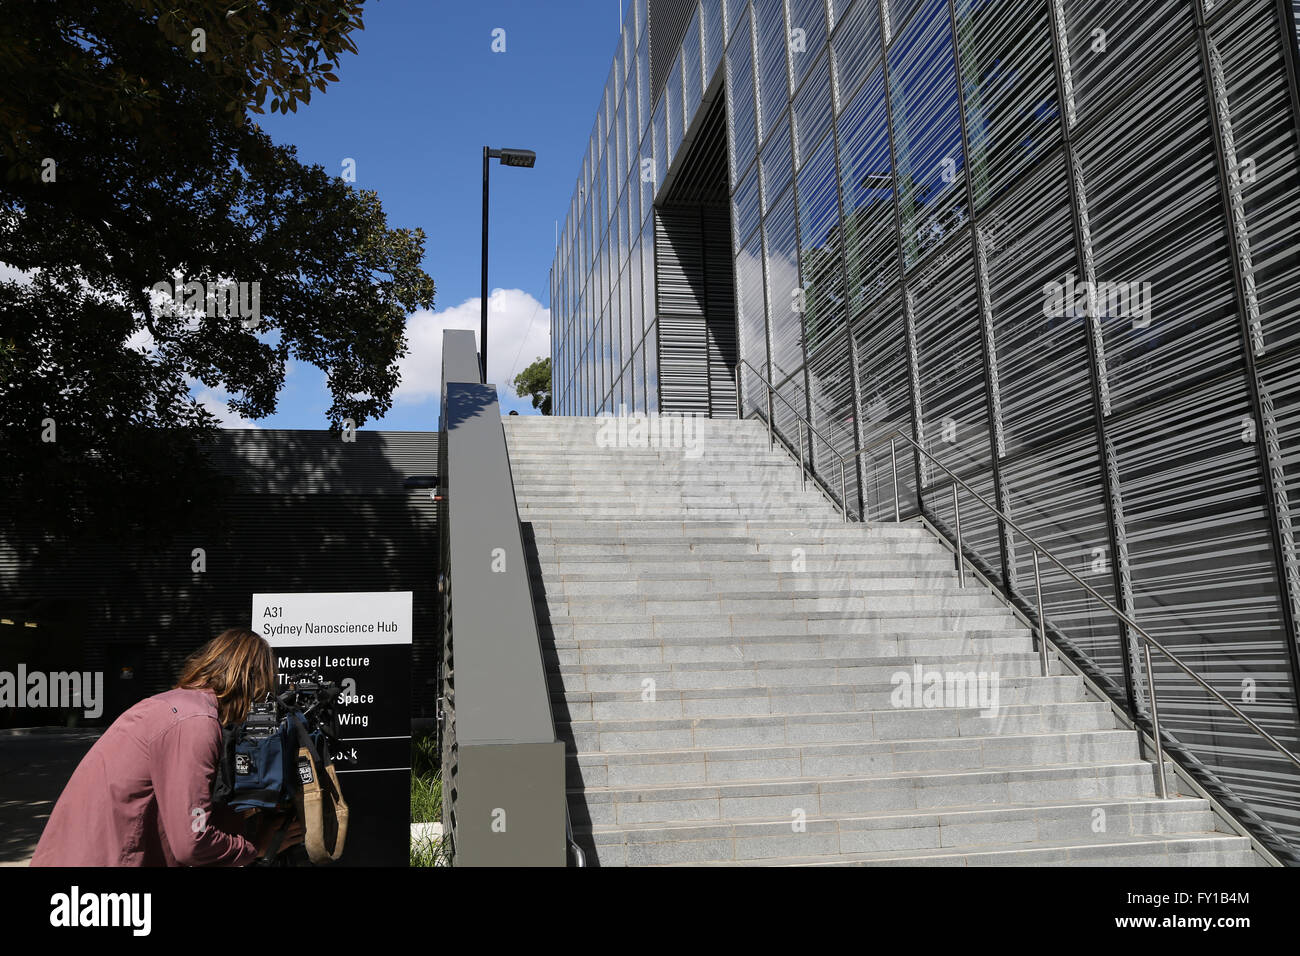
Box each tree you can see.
[513,357,552,415]
[0,0,435,547]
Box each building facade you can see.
[551,0,1300,858]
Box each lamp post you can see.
[481,146,537,383]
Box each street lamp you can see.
[481,146,537,383]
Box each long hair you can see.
[174,628,275,726]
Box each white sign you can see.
[251,591,412,648]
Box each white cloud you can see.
[395,287,550,409]
[191,382,260,429]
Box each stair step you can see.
[553,675,1087,721]
[567,731,1145,790]
[576,797,1218,865]
[560,702,1116,753]
[571,760,1171,825]
[543,633,1036,666]
[497,416,1255,866]
[549,652,1060,692]
[656,832,1257,867]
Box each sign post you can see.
[251,591,412,867]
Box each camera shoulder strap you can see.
[288,709,348,864]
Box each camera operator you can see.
[31,627,303,867]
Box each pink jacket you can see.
[31,687,257,867]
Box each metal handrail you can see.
[565,809,586,867]
[736,357,851,522]
[852,425,1300,789]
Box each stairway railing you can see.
[736,357,851,523]
[741,365,1299,858]
[851,427,1300,805]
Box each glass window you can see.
[763,184,807,441]
[797,133,845,356]
[838,63,897,312]
[787,0,828,93]
[754,0,790,142]
[732,164,761,251]
[704,0,726,85]
[831,0,881,110]
[684,9,704,125]
[760,114,793,214]
[667,49,684,163]
[726,9,758,183]
[793,50,833,170]
[956,0,1059,211]
[888,0,966,270]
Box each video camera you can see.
[216,673,350,865]
[275,672,344,747]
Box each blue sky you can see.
[214,0,628,428]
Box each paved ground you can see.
[0,728,99,866]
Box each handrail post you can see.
[952,483,964,588]
[797,419,806,490]
[890,439,900,522]
[1145,643,1169,799]
[767,389,774,450]
[1032,549,1049,678]
[839,460,847,523]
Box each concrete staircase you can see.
[503,414,1259,866]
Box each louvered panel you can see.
[1211,0,1300,356]
[753,0,789,142]
[853,291,919,521]
[764,185,808,446]
[650,0,700,102]
[760,114,793,213]
[889,0,966,271]
[732,164,761,249]
[1110,377,1300,846]
[831,0,882,109]
[807,341,860,513]
[912,235,993,487]
[726,5,757,183]
[793,51,833,172]
[703,0,725,84]
[1063,0,1195,127]
[1001,429,1122,689]
[657,205,738,416]
[657,208,711,414]
[798,132,845,355]
[704,206,739,417]
[1074,41,1241,415]
[787,0,828,93]
[736,226,770,417]
[837,60,896,315]
[954,0,1058,213]
[683,7,703,123]
[984,153,1092,457]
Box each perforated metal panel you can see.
[650,0,700,101]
